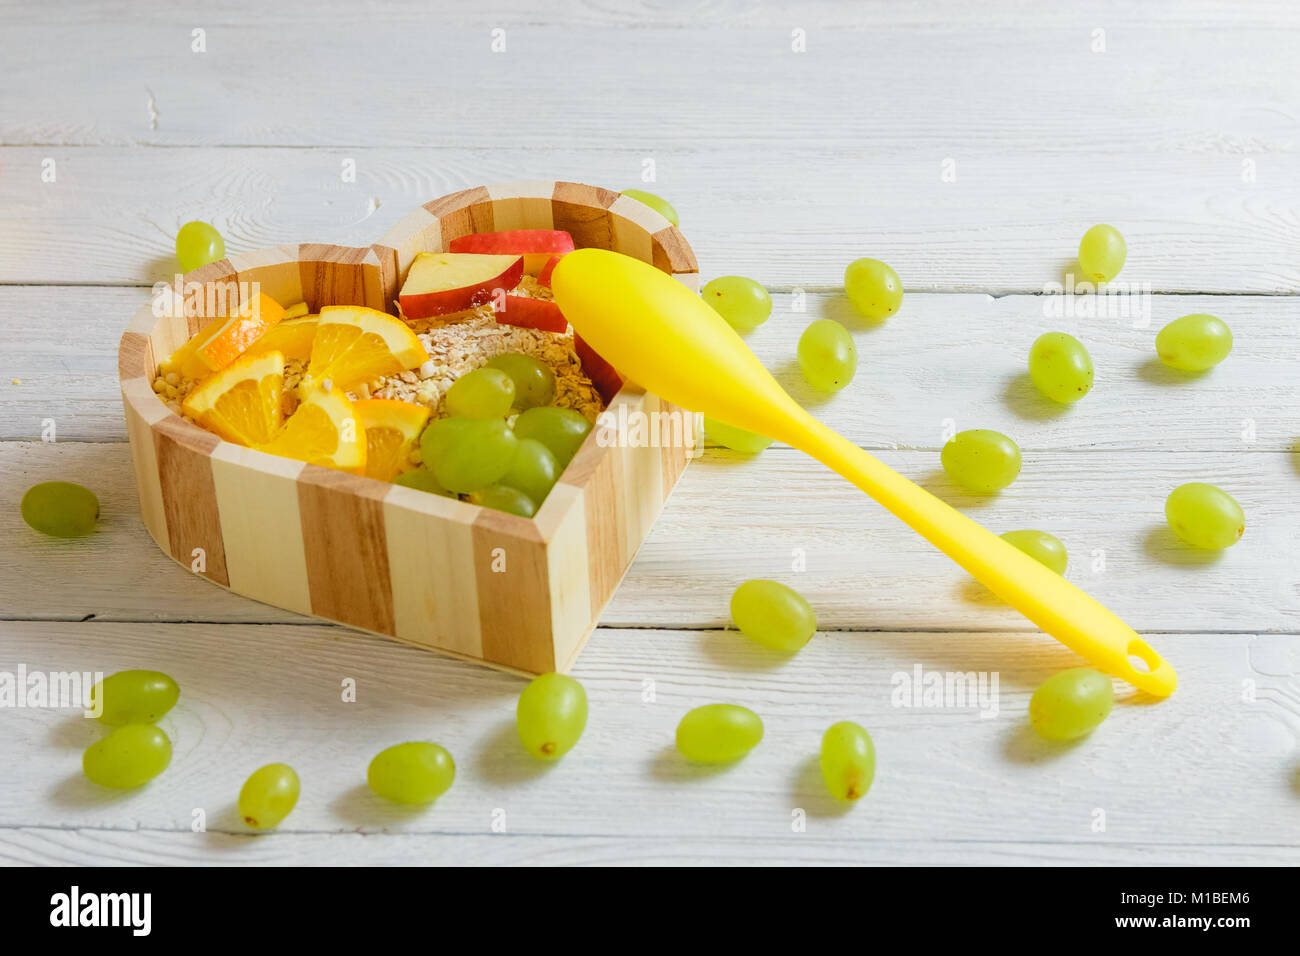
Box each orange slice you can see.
[282,301,310,319]
[244,314,319,362]
[177,292,287,380]
[256,386,365,471]
[181,350,285,446]
[161,318,221,377]
[306,306,427,392]
[354,399,431,482]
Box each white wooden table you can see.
[2,0,1298,866]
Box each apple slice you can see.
[449,230,575,275]
[494,295,568,333]
[574,332,624,402]
[399,252,524,320]
[537,255,562,288]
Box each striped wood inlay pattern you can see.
[471,510,554,673]
[152,415,228,586]
[297,465,396,636]
[382,485,483,660]
[119,181,697,674]
[210,445,312,617]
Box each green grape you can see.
[1029,668,1113,741]
[621,188,679,226]
[367,742,455,804]
[238,763,300,829]
[1077,223,1126,282]
[431,419,519,493]
[1000,530,1068,575]
[701,276,772,333]
[419,416,472,463]
[730,580,817,653]
[445,367,515,419]
[819,721,876,801]
[501,438,558,506]
[516,673,588,759]
[703,417,773,454]
[675,703,763,763]
[797,319,857,392]
[82,724,172,789]
[513,406,592,467]
[175,220,226,273]
[21,481,99,537]
[485,353,556,408]
[941,429,1022,494]
[1028,332,1093,403]
[469,483,536,517]
[1155,314,1233,371]
[1165,482,1244,549]
[91,670,180,726]
[392,467,454,496]
[844,257,903,320]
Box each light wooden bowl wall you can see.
[118,181,699,674]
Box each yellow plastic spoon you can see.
[552,248,1176,697]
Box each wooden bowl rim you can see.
[117,181,697,537]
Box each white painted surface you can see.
[0,0,1297,866]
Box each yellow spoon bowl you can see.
[553,248,1176,697]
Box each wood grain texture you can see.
[152,416,228,586]
[382,485,483,659]
[210,445,312,617]
[2,0,1296,866]
[2,144,1294,292]
[4,1,1298,156]
[0,621,1295,866]
[10,286,1292,450]
[5,440,1295,636]
[111,181,697,675]
[471,511,554,672]
[297,243,372,311]
[297,465,396,635]
[2,829,1294,867]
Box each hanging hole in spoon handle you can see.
[1120,638,1178,697]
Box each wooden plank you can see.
[6,286,1295,451]
[486,180,556,231]
[1,146,1297,292]
[209,445,313,617]
[534,482,594,671]
[297,465,396,635]
[119,378,168,548]
[1,829,1292,867]
[0,620,1293,866]
[561,426,628,619]
[382,484,483,660]
[4,441,1296,634]
[470,509,554,672]
[224,244,305,309]
[427,186,494,247]
[152,417,228,586]
[4,3,1298,160]
[297,244,371,310]
[5,828,1294,867]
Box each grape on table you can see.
[516,674,589,759]
[675,704,764,763]
[367,742,455,804]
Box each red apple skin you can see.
[399,255,524,319]
[574,332,624,402]
[537,255,563,288]
[450,230,575,274]
[494,295,568,333]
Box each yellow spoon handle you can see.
[550,247,1176,697]
[794,415,1176,696]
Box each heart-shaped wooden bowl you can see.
[118,181,699,674]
